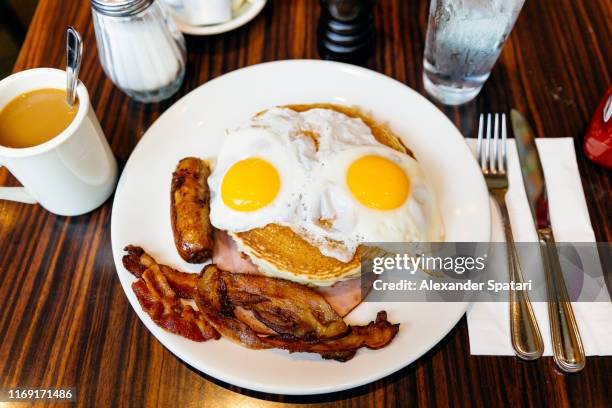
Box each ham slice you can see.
[315,278,363,317]
[212,230,365,317]
[212,230,259,274]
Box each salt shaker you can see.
[90,0,186,103]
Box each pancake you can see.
[231,225,363,285]
[231,104,413,286]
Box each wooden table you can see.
[1,0,611,406]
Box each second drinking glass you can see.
[423,0,525,105]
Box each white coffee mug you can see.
[183,0,232,25]
[0,68,118,216]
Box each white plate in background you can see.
[166,0,267,35]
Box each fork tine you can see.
[501,113,507,173]
[485,114,491,172]
[492,113,499,173]
[477,114,484,169]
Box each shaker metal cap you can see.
[90,0,154,17]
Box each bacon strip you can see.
[123,246,219,341]
[195,265,272,349]
[263,311,399,358]
[123,245,199,298]
[222,270,349,340]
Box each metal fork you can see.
[477,113,544,360]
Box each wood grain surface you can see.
[1,0,611,406]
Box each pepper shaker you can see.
[90,0,186,103]
[317,0,376,63]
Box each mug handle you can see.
[0,162,37,204]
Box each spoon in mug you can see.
[66,26,83,107]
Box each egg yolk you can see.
[221,158,280,211]
[346,155,410,210]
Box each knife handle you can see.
[539,228,586,373]
[493,191,544,360]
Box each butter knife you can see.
[511,109,586,373]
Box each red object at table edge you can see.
[583,86,612,169]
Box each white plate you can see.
[169,0,267,36]
[110,60,490,395]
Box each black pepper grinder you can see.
[317,0,376,63]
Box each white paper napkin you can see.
[466,137,612,356]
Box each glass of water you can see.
[423,0,525,105]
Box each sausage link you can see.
[171,157,214,263]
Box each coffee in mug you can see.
[0,88,79,148]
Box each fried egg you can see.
[297,145,444,262]
[208,127,307,232]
